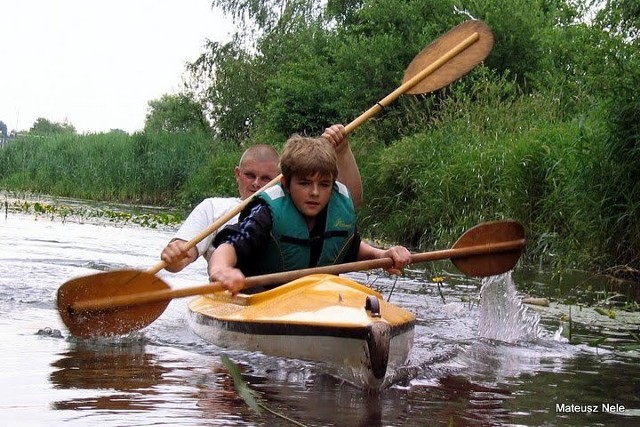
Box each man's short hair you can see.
[238,144,279,167]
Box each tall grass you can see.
[0,131,215,205]
[357,70,619,271]
[0,132,136,200]
[175,142,245,208]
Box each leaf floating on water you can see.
[594,307,616,319]
[594,307,607,316]
[219,355,309,426]
[220,354,261,415]
[522,297,550,307]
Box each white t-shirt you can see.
[174,197,242,260]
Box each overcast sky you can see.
[1,0,233,134]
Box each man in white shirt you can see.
[160,124,362,273]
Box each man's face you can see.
[235,158,278,200]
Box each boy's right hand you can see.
[209,266,246,296]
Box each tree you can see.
[144,93,211,135]
[186,39,267,143]
[192,0,588,143]
[586,0,640,268]
[191,0,464,143]
[29,118,76,135]
[594,0,640,41]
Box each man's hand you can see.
[161,239,197,272]
[322,124,349,154]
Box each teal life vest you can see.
[250,182,356,274]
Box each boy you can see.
[160,124,362,272]
[208,134,411,295]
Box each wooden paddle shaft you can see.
[345,31,480,134]
[74,238,523,312]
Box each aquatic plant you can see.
[4,197,183,229]
[221,355,306,426]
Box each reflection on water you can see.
[46,338,262,425]
[2,209,640,426]
[50,340,167,410]
[49,340,170,414]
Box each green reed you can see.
[356,71,626,273]
[0,130,219,206]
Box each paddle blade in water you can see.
[451,220,525,277]
[402,20,493,95]
[57,270,170,338]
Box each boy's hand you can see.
[209,266,246,295]
[383,245,412,275]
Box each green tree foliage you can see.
[186,39,268,143]
[144,93,211,135]
[192,0,469,143]
[193,0,583,141]
[594,0,640,41]
[211,0,325,34]
[186,0,639,272]
[29,117,76,136]
[461,0,584,90]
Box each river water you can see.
[1,205,640,426]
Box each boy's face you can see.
[287,173,333,220]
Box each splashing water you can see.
[477,272,541,342]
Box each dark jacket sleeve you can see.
[213,200,273,262]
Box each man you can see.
[161,124,362,272]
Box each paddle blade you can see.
[402,20,493,95]
[57,270,171,338]
[451,220,525,277]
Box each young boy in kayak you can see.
[208,134,411,295]
[160,124,363,273]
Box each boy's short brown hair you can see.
[279,135,338,180]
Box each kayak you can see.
[187,273,416,389]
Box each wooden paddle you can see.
[57,220,523,338]
[346,19,493,133]
[140,19,493,277]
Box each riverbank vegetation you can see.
[1,0,638,280]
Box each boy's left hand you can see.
[384,245,412,275]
